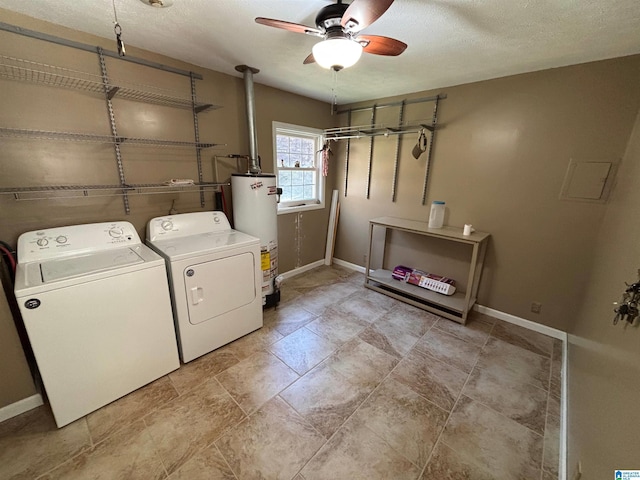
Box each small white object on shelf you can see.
[164,179,195,186]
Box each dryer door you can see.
[183,252,257,325]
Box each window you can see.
[273,122,325,214]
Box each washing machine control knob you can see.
[56,235,68,244]
[161,220,173,231]
[36,238,49,247]
[109,227,123,238]
[213,216,220,224]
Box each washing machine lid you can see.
[40,248,144,283]
[15,244,165,297]
[149,230,260,261]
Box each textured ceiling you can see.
[1,0,639,104]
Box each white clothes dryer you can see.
[14,222,180,428]
[146,211,262,363]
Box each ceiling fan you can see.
[255,0,407,71]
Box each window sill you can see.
[277,202,325,215]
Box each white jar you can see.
[428,201,445,228]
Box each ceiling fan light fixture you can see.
[312,37,363,71]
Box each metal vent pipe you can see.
[235,65,261,174]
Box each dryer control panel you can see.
[147,211,231,241]
[17,222,141,263]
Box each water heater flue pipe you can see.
[235,65,261,175]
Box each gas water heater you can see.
[231,173,280,307]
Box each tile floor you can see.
[0,265,562,479]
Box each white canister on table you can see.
[428,201,445,229]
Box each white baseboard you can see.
[331,258,366,273]
[0,393,43,423]
[279,259,325,280]
[473,304,566,341]
[560,338,568,480]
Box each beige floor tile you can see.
[268,327,338,375]
[476,337,551,391]
[298,282,360,315]
[381,303,437,338]
[285,266,344,289]
[391,348,468,411]
[322,337,398,387]
[0,406,91,480]
[462,367,548,434]
[43,421,166,480]
[550,348,562,397]
[278,286,304,305]
[280,362,372,438]
[434,316,494,346]
[543,414,560,477]
[359,287,402,311]
[441,396,543,479]
[359,318,422,358]
[263,303,318,336]
[547,392,561,419]
[300,417,421,480]
[353,377,448,468]
[219,323,284,360]
[491,320,555,357]
[552,338,563,361]
[216,351,299,414]
[86,376,178,444]
[143,378,245,475]
[305,308,369,345]
[421,442,495,480]
[168,444,235,480]
[169,349,240,395]
[216,396,325,480]
[415,328,482,374]
[331,295,389,324]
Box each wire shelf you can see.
[0,127,223,148]
[324,120,435,140]
[0,182,228,200]
[0,55,221,112]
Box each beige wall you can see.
[0,10,334,408]
[333,56,640,331]
[567,110,640,477]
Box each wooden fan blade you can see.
[255,17,323,36]
[303,53,316,65]
[359,35,407,56]
[340,0,394,33]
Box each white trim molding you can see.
[473,304,567,340]
[0,394,43,423]
[332,258,366,273]
[279,259,325,281]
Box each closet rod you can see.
[0,21,203,80]
[335,93,446,115]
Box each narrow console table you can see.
[365,216,490,324]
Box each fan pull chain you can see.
[112,0,126,56]
[331,69,338,115]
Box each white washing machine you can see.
[14,222,180,428]
[146,211,263,363]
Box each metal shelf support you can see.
[98,47,129,214]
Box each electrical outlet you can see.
[531,302,542,314]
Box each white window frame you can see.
[272,121,325,215]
